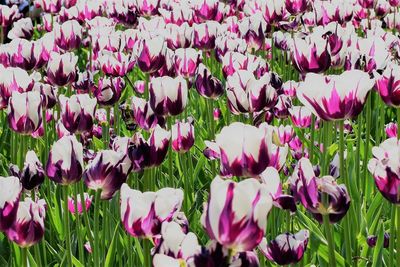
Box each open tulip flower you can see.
[0,176,22,232]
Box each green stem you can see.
[34,243,42,267]
[396,205,400,267]
[167,117,174,187]
[21,247,27,267]
[63,186,72,267]
[310,115,315,163]
[363,95,372,195]
[93,190,101,267]
[143,239,151,267]
[323,202,336,267]
[389,205,396,267]
[74,184,84,263]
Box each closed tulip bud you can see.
[159,3,193,26]
[238,12,266,51]
[34,33,59,69]
[213,108,221,120]
[263,0,287,24]
[135,36,167,74]
[33,82,58,109]
[259,230,309,265]
[289,106,312,128]
[0,176,22,231]
[0,5,21,28]
[194,63,224,99]
[385,122,397,138]
[375,62,400,108]
[149,76,188,116]
[84,150,130,200]
[390,0,400,6]
[133,80,145,94]
[191,0,221,22]
[289,158,351,223]
[285,0,308,15]
[368,138,400,204]
[34,0,63,13]
[6,198,46,247]
[72,71,95,93]
[298,70,374,121]
[201,176,273,252]
[120,183,183,238]
[94,77,125,106]
[291,33,331,74]
[164,23,193,50]
[273,94,292,119]
[131,96,164,131]
[7,91,42,135]
[97,51,135,77]
[173,48,202,78]
[0,66,34,109]
[46,52,78,87]
[192,22,219,50]
[46,135,84,185]
[171,118,195,153]
[59,94,97,134]
[8,18,33,40]
[54,20,83,51]
[7,38,37,70]
[19,151,45,190]
[128,125,171,170]
[358,0,377,8]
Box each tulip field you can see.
[1,0,400,266]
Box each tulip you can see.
[194,63,224,99]
[297,70,374,121]
[289,158,351,223]
[368,138,400,204]
[273,94,292,119]
[0,66,34,109]
[131,96,164,131]
[171,118,195,153]
[7,18,33,40]
[0,5,21,28]
[0,176,22,231]
[163,23,193,50]
[84,150,131,200]
[367,233,390,248]
[238,12,267,51]
[263,0,287,24]
[289,106,312,128]
[259,230,309,265]
[68,193,92,215]
[54,20,83,51]
[385,122,398,138]
[106,1,137,26]
[59,94,97,134]
[282,80,298,98]
[291,33,331,74]
[149,76,188,116]
[128,125,171,170]
[16,151,44,190]
[201,176,273,252]
[192,22,219,50]
[7,91,42,135]
[34,32,59,69]
[285,0,308,15]
[215,34,248,62]
[46,135,84,185]
[5,198,46,247]
[72,71,95,93]
[34,0,62,13]
[7,38,36,70]
[120,183,183,238]
[135,36,166,74]
[191,0,222,22]
[173,48,202,78]
[94,77,125,106]
[46,52,78,87]
[97,51,135,77]
[375,62,400,108]
[135,0,160,16]
[33,82,58,109]
[159,4,193,26]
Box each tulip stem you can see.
[323,210,336,267]
[362,95,372,196]
[396,205,400,267]
[309,115,315,163]
[93,190,101,267]
[74,184,84,263]
[63,186,72,267]
[167,117,174,186]
[21,247,27,267]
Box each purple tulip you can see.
[6,38,37,70]
[68,193,92,215]
[367,233,390,248]
[94,77,125,106]
[191,0,222,23]
[368,138,400,204]
[171,118,195,153]
[289,106,312,129]
[259,230,309,265]
[0,5,21,28]
[120,183,183,238]
[0,66,34,109]
[135,36,166,74]
[273,94,292,119]
[238,13,267,52]
[135,0,160,16]
[194,63,224,99]
[289,158,351,223]
[54,20,82,51]
[84,150,131,200]
[8,18,33,40]
[164,23,193,50]
[15,151,44,190]
[34,0,63,13]
[46,52,78,87]
[385,122,398,138]
[0,176,21,231]
[297,70,374,121]
[131,96,164,131]
[263,0,287,24]
[285,0,309,15]
[97,51,135,77]
[192,22,219,50]
[159,3,193,26]
[375,62,400,108]
[201,176,273,252]
[5,198,46,247]
[173,48,202,78]
[7,91,42,135]
[59,94,97,134]
[46,135,84,185]
[34,32,59,69]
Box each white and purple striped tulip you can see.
[173,48,202,79]
[259,230,309,265]
[289,158,351,223]
[201,176,273,252]
[385,122,398,138]
[191,0,222,23]
[7,38,37,70]
[171,118,195,153]
[59,94,97,134]
[289,106,312,129]
[0,66,34,109]
[5,198,46,247]
[368,138,400,204]
[135,36,167,74]
[94,77,125,106]
[131,96,164,131]
[84,150,131,200]
[0,5,21,28]
[297,70,374,121]
[46,52,78,87]
[164,23,193,50]
[46,135,84,185]
[34,0,62,13]
[120,183,183,238]
[194,63,224,99]
[0,176,22,231]
[375,62,400,108]
[54,20,82,51]
[285,0,309,15]
[20,151,45,191]
[192,21,219,50]
[68,193,92,215]
[7,18,33,40]
[7,91,42,135]
[97,51,135,77]
[33,82,58,109]
[149,76,188,116]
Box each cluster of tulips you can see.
[0,0,400,266]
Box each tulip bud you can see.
[0,66,34,109]
[94,77,125,106]
[68,193,92,215]
[289,106,312,128]
[19,151,45,190]
[171,118,195,153]
[46,52,78,87]
[0,176,22,231]
[8,18,33,40]
[375,62,400,108]
[34,0,63,13]
[173,48,202,78]
[5,198,46,247]
[120,183,183,238]
[46,135,84,185]
[97,51,134,77]
[135,36,167,74]
[194,63,224,99]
